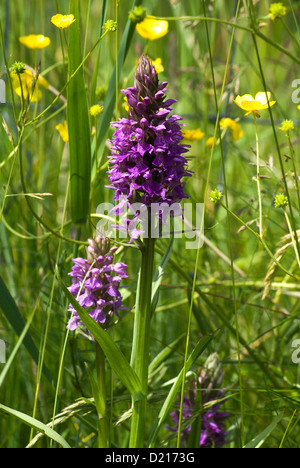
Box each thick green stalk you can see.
[129,236,155,448]
[95,343,108,448]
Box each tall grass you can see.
[0,0,300,448]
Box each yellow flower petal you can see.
[51,14,76,29]
[151,57,164,74]
[56,121,69,142]
[233,92,276,115]
[11,69,46,102]
[15,85,42,102]
[254,92,271,106]
[183,128,205,141]
[206,136,218,148]
[220,118,243,141]
[19,34,51,50]
[136,17,169,40]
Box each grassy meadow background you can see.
[0,0,300,448]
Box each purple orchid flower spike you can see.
[168,353,230,448]
[67,236,128,333]
[107,55,193,241]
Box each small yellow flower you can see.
[233,92,276,118]
[206,136,218,149]
[183,128,205,142]
[51,14,76,29]
[220,118,243,141]
[56,121,69,142]
[19,34,51,50]
[136,17,169,40]
[89,104,103,117]
[279,120,294,136]
[268,3,287,21]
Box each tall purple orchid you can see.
[105,56,193,448]
[107,55,192,239]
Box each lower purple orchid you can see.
[67,236,128,332]
[168,354,230,448]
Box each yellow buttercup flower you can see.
[268,3,287,21]
[51,14,76,29]
[19,34,51,50]
[56,121,69,142]
[136,17,169,40]
[220,118,243,141]
[233,92,276,118]
[183,128,205,142]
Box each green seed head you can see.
[128,6,147,24]
[274,193,288,208]
[11,61,26,75]
[209,189,223,204]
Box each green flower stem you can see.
[253,114,263,238]
[95,343,108,448]
[283,209,300,269]
[129,235,156,448]
[287,134,300,214]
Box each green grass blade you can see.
[57,268,142,399]
[0,306,35,389]
[243,414,283,448]
[0,275,51,383]
[148,333,185,376]
[148,331,217,448]
[90,0,108,105]
[0,404,71,448]
[95,0,143,166]
[68,0,92,224]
